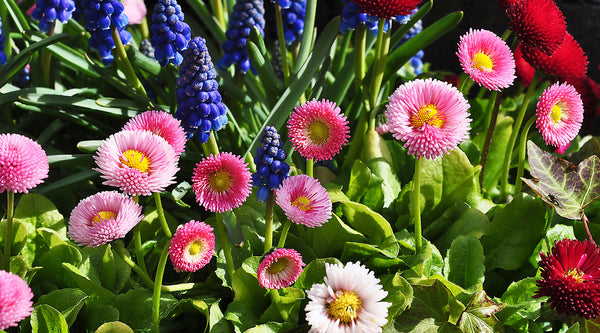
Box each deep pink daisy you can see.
[457,28,515,91]
[94,130,179,196]
[122,110,187,156]
[349,0,421,19]
[0,133,49,193]
[536,82,584,148]
[287,99,349,162]
[67,191,144,247]
[191,152,252,213]
[534,239,600,319]
[275,175,332,228]
[168,220,215,272]
[257,248,305,289]
[0,270,34,330]
[385,78,471,160]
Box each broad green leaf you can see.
[480,115,514,193]
[231,258,268,308]
[80,301,120,332]
[481,193,546,270]
[424,202,470,240]
[0,219,28,255]
[309,213,366,258]
[346,159,371,202]
[457,290,506,333]
[31,304,69,333]
[497,277,542,327]
[13,193,65,231]
[95,321,134,333]
[380,272,414,318]
[79,244,131,293]
[295,257,342,290]
[260,287,304,323]
[445,235,485,291]
[530,224,575,266]
[112,289,178,331]
[246,323,294,333]
[523,140,600,220]
[9,255,30,278]
[339,201,398,257]
[37,227,68,248]
[401,240,445,279]
[436,208,490,253]
[62,263,113,302]
[37,244,82,287]
[37,289,87,327]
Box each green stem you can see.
[2,191,15,270]
[216,213,235,281]
[269,289,289,321]
[113,240,155,289]
[294,0,316,73]
[412,158,423,253]
[341,111,368,170]
[111,26,147,97]
[201,131,221,156]
[514,116,536,194]
[277,220,292,248]
[41,23,56,87]
[368,19,391,113]
[306,158,314,177]
[500,71,541,199]
[479,91,501,188]
[152,240,171,333]
[140,17,150,40]
[353,25,366,93]
[210,0,226,29]
[275,4,290,86]
[131,195,148,274]
[153,192,172,238]
[264,192,275,252]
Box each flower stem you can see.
[412,158,423,253]
[368,19,391,113]
[479,90,501,188]
[210,0,226,29]
[131,195,148,274]
[153,192,172,238]
[264,192,275,252]
[514,116,536,194]
[2,191,15,271]
[277,220,292,248]
[269,289,289,321]
[216,213,236,281]
[275,4,290,86]
[202,130,221,156]
[306,158,314,177]
[113,240,155,289]
[582,213,595,245]
[111,26,147,98]
[152,240,171,333]
[41,23,56,87]
[140,17,150,40]
[354,25,366,93]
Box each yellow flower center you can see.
[566,268,587,283]
[411,104,444,129]
[291,196,312,211]
[551,104,563,123]
[91,211,117,224]
[209,170,231,192]
[266,258,289,274]
[472,52,493,71]
[120,149,150,173]
[326,290,362,324]
[188,240,204,256]
[308,121,329,144]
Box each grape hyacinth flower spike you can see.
[0,17,7,65]
[218,0,265,73]
[176,37,228,143]
[85,0,132,65]
[279,0,306,45]
[150,0,191,66]
[31,0,76,33]
[252,126,290,202]
[340,0,389,35]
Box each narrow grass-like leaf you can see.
[389,0,433,48]
[36,170,99,194]
[294,0,317,73]
[1,0,31,32]
[247,30,284,93]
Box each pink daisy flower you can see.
[257,248,305,289]
[0,270,34,330]
[287,99,350,162]
[67,191,144,247]
[94,130,179,196]
[0,133,49,193]
[275,175,332,228]
[457,28,516,91]
[191,152,252,213]
[168,220,215,272]
[385,78,471,160]
[122,110,187,156]
[536,82,584,148]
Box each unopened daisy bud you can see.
[169,220,215,272]
[85,0,132,65]
[257,248,304,289]
[31,0,76,32]
[0,270,34,330]
[253,126,290,202]
[150,0,191,66]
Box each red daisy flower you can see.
[497,0,518,11]
[349,0,421,19]
[520,33,588,80]
[514,44,535,86]
[505,0,566,56]
[535,239,600,319]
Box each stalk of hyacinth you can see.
[150,0,191,66]
[31,0,76,32]
[305,261,391,332]
[0,270,34,330]
[0,17,7,65]
[349,0,420,19]
[257,248,304,289]
[217,0,265,73]
[168,220,215,272]
[85,0,132,65]
[175,37,228,143]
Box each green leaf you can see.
[530,224,575,266]
[523,140,600,220]
[435,208,490,254]
[31,304,70,333]
[37,289,87,327]
[497,277,542,327]
[481,193,546,270]
[380,272,414,318]
[0,219,29,255]
[346,159,371,202]
[445,235,485,291]
[457,290,506,333]
[79,244,131,293]
[95,321,134,333]
[295,257,342,291]
[309,213,366,258]
[260,287,304,323]
[62,263,113,302]
[480,115,514,193]
[112,289,178,331]
[80,301,120,332]
[37,245,82,287]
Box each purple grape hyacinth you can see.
[150,0,191,66]
[0,17,6,65]
[270,0,292,9]
[252,126,290,202]
[281,0,305,45]
[31,0,76,33]
[85,0,132,65]
[176,37,228,143]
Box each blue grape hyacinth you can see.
[217,0,265,73]
[252,126,290,202]
[0,17,6,65]
[396,17,424,75]
[270,0,292,9]
[85,0,131,65]
[175,37,228,143]
[281,0,305,45]
[340,0,389,35]
[150,0,191,66]
[31,0,76,33]
[12,64,31,87]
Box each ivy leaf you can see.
[523,141,600,220]
[457,290,506,333]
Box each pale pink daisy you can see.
[257,248,305,289]
[536,82,584,148]
[122,110,187,156]
[191,152,251,213]
[0,133,49,193]
[169,220,215,272]
[287,99,350,161]
[122,0,147,25]
[0,270,33,330]
[457,28,516,91]
[305,262,391,333]
[275,175,332,228]
[68,191,144,247]
[385,78,471,160]
[94,130,179,196]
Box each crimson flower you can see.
[520,33,588,81]
[348,0,421,19]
